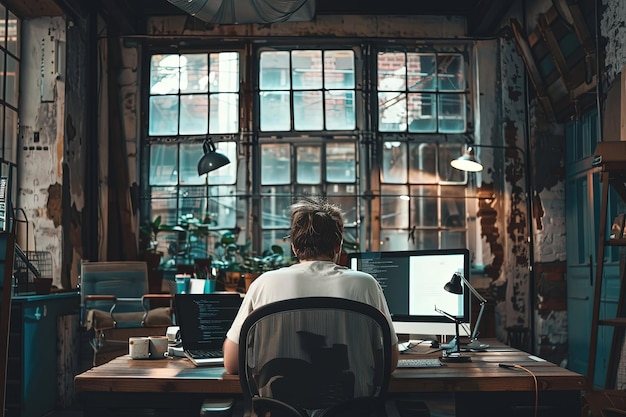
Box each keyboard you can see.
[187,349,223,359]
[397,358,444,368]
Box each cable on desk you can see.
[500,363,538,417]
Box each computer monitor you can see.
[348,248,471,337]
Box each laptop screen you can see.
[175,293,243,350]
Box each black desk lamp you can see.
[197,138,230,175]
[444,273,489,351]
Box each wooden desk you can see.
[75,340,585,417]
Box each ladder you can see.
[587,147,626,391]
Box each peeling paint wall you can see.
[602,0,626,84]
[17,17,65,288]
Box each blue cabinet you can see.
[6,292,80,417]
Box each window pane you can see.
[441,230,466,249]
[294,91,323,130]
[325,90,355,130]
[150,54,180,95]
[5,55,18,107]
[378,52,405,90]
[381,185,409,228]
[260,51,290,90]
[149,95,179,135]
[262,144,291,185]
[410,185,438,227]
[261,188,291,228]
[180,53,208,93]
[296,146,321,184]
[295,184,322,196]
[438,94,465,133]
[379,92,406,132]
[439,143,466,183]
[260,91,291,131]
[438,54,464,91]
[324,50,354,89]
[180,143,205,185]
[210,52,239,92]
[209,93,239,133]
[408,93,436,132]
[174,186,207,261]
[292,50,322,90]
[3,107,16,160]
[408,53,436,91]
[441,186,466,228]
[179,94,208,135]
[0,54,5,103]
[8,11,19,57]
[150,186,179,256]
[209,185,237,228]
[409,142,437,183]
[381,142,407,183]
[380,229,438,251]
[327,190,358,227]
[207,141,238,185]
[149,144,178,185]
[262,229,291,258]
[327,143,356,183]
[0,6,5,49]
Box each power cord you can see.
[499,363,538,417]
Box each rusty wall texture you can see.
[16,17,65,288]
[62,17,90,288]
[493,34,532,345]
[602,0,626,84]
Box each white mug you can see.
[149,336,169,359]
[128,337,150,359]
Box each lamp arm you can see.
[471,300,486,341]
[459,274,487,303]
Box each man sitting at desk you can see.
[222,196,399,375]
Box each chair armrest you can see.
[141,294,174,326]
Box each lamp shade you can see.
[450,147,483,172]
[197,139,230,175]
[444,273,464,295]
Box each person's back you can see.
[222,196,398,374]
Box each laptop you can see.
[174,293,243,366]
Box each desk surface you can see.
[74,340,585,395]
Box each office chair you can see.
[80,261,173,366]
[238,297,392,417]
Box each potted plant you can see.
[139,216,172,267]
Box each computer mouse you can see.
[430,340,440,348]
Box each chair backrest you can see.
[238,297,392,415]
[80,261,149,315]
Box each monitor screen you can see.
[348,248,471,337]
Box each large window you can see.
[142,43,473,265]
[145,52,240,264]
[0,5,19,161]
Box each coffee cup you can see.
[149,336,169,359]
[129,337,150,359]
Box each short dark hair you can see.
[289,197,344,260]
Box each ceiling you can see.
[6,0,510,36]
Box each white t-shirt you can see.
[225,260,398,346]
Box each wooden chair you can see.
[80,261,173,366]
